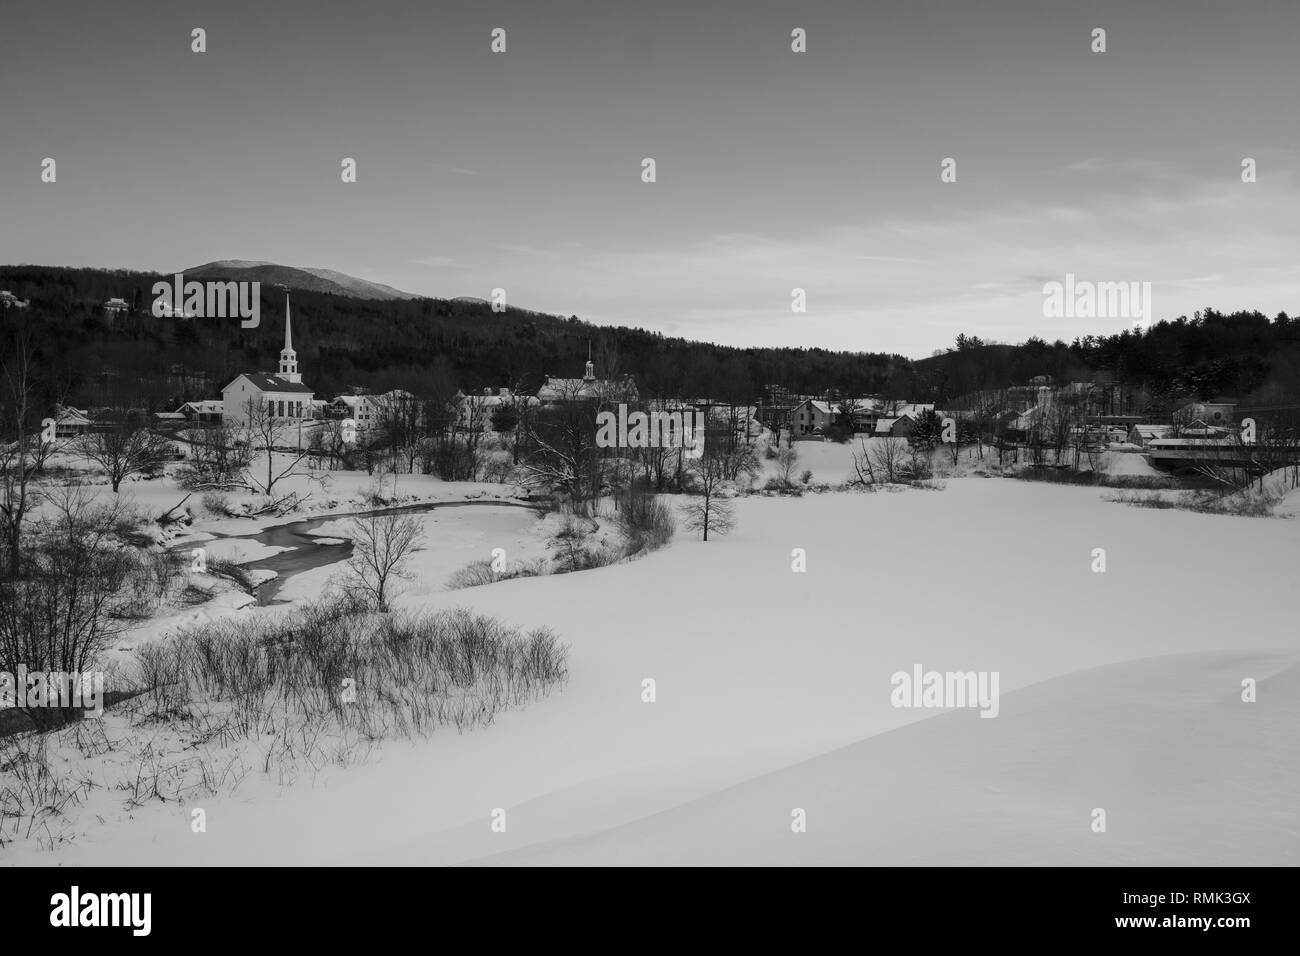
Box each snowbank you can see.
[11,479,1299,866]
[474,650,1299,865]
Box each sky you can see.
[1,0,1298,358]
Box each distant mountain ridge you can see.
[183,260,418,301]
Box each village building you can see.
[330,393,380,427]
[894,402,936,420]
[790,399,834,436]
[1176,400,1237,427]
[53,405,92,438]
[847,398,884,433]
[330,389,425,433]
[454,386,539,430]
[1178,418,1230,438]
[176,400,224,424]
[757,384,800,433]
[874,414,916,438]
[1128,424,1172,447]
[220,291,315,425]
[536,357,639,404]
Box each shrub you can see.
[205,557,257,594]
[614,487,675,555]
[1013,468,1176,490]
[132,599,569,741]
[762,476,802,495]
[480,456,516,484]
[1108,488,1280,517]
[446,557,549,590]
[200,491,236,518]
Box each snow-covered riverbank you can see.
[8,476,1298,866]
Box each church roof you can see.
[537,376,639,402]
[223,372,314,394]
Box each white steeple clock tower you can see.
[279,289,301,383]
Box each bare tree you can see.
[683,443,734,541]
[522,382,602,509]
[373,390,426,475]
[851,435,878,486]
[775,445,800,487]
[870,436,908,483]
[0,330,44,579]
[78,411,171,492]
[593,337,621,384]
[944,417,962,466]
[722,442,760,485]
[906,441,933,480]
[460,392,488,480]
[339,512,424,611]
[242,397,310,498]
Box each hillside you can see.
[0,264,1295,416]
[914,312,1300,409]
[184,260,417,301]
[0,265,911,411]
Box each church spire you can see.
[279,289,301,383]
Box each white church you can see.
[221,290,316,425]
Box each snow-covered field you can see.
[8,475,1298,866]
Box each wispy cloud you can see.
[444,171,1300,355]
[410,254,469,269]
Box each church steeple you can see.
[279,289,301,382]
[584,339,595,381]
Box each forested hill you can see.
[0,265,909,410]
[914,311,1300,409]
[0,265,1295,413]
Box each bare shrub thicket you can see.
[2,602,569,847]
[134,601,569,743]
[177,425,251,491]
[446,556,550,589]
[869,436,908,483]
[1108,487,1283,517]
[0,487,150,730]
[850,436,938,487]
[0,732,98,849]
[550,513,620,572]
[612,484,676,556]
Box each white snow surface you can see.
[7,477,1299,866]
